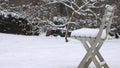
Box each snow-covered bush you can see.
[53,16,67,25]
[0,0,48,35]
[0,11,33,35]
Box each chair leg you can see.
[78,39,91,68]
[78,39,109,68]
[84,58,92,68]
[95,40,109,68]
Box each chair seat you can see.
[71,28,106,39]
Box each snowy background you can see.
[0,0,120,68]
[0,33,120,68]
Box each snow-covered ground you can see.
[0,33,120,68]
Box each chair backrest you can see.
[96,5,115,39]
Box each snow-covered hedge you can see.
[0,11,33,35]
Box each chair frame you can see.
[72,5,115,68]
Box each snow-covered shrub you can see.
[0,11,33,35]
[0,1,48,35]
[53,16,67,25]
[46,29,71,37]
[45,17,75,37]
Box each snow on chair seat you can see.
[71,28,107,39]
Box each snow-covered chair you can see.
[71,5,115,68]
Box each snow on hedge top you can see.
[0,10,24,18]
[71,28,106,38]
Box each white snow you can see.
[0,10,24,18]
[106,5,114,11]
[105,5,114,21]
[0,33,120,68]
[71,28,106,38]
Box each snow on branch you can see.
[46,0,98,19]
[46,0,75,11]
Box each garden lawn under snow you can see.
[0,33,120,68]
